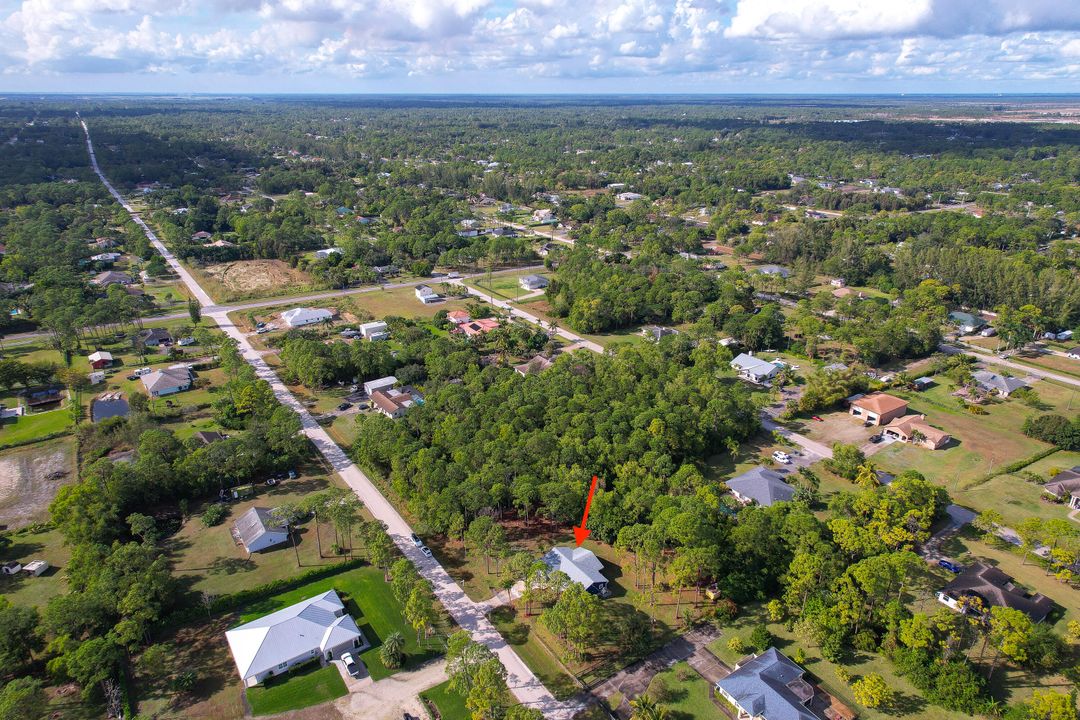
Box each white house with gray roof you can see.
[542,546,610,597]
[225,590,368,687]
[140,367,192,397]
[731,353,781,385]
[716,648,820,720]
[727,467,796,507]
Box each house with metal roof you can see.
[716,648,821,720]
[415,285,440,304]
[727,467,796,507]
[519,274,549,290]
[225,590,368,687]
[140,367,192,397]
[948,311,986,334]
[730,353,781,385]
[282,307,334,328]
[233,507,290,554]
[542,546,610,597]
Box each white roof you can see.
[542,546,607,589]
[731,353,779,377]
[358,321,387,332]
[363,376,397,394]
[225,590,363,681]
[415,285,437,297]
[88,351,113,362]
[141,367,191,393]
[282,307,333,325]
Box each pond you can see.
[91,397,129,422]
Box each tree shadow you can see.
[206,556,257,576]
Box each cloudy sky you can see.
[2,0,1080,93]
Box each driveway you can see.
[334,660,447,720]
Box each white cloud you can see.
[0,0,1079,89]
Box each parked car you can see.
[811,416,823,422]
[255,321,266,328]
[772,451,792,464]
[420,546,432,557]
[134,367,152,377]
[337,402,352,411]
[341,652,359,676]
[869,434,883,444]
[938,559,963,574]
[126,374,139,381]
[411,533,423,547]
[256,327,270,334]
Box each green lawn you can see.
[246,662,346,716]
[467,270,550,301]
[236,565,444,681]
[645,662,724,719]
[421,679,470,720]
[0,406,73,448]
[0,527,71,608]
[488,606,580,700]
[867,376,1065,493]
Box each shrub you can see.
[749,625,772,652]
[853,630,879,653]
[793,648,807,665]
[201,504,228,527]
[649,676,672,703]
[835,667,851,684]
[726,636,745,654]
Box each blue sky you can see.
[2,0,1080,93]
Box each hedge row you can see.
[966,445,1060,488]
[0,429,73,451]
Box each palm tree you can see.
[379,632,406,669]
[629,694,667,720]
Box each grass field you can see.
[467,270,550,301]
[0,526,71,608]
[246,662,346,716]
[867,376,1068,492]
[488,606,580,700]
[645,662,725,719]
[421,679,470,720]
[0,405,73,448]
[236,565,446,681]
[167,474,350,597]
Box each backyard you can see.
[246,662,346,716]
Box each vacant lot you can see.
[518,297,646,349]
[0,437,76,528]
[197,260,319,302]
[168,473,350,597]
[467,269,550,301]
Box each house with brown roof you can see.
[514,356,553,377]
[883,415,951,450]
[848,392,908,426]
[370,387,422,419]
[937,562,1054,623]
[446,310,471,325]
[456,318,501,338]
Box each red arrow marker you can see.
[573,475,599,546]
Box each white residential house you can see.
[415,285,440,304]
[616,192,643,201]
[1066,347,1080,360]
[542,547,610,597]
[89,371,106,385]
[91,252,122,263]
[282,307,334,328]
[140,367,192,397]
[518,274,549,291]
[314,247,342,259]
[363,375,397,397]
[730,353,780,385]
[357,321,389,341]
[225,590,369,687]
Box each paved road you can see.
[81,116,580,720]
[940,342,1080,390]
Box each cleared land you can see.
[0,437,77,528]
[194,259,320,302]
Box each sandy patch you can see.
[203,260,314,295]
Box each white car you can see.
[133,367,152,377]
[341,652,359,676]
[772,451,792,464]
[420,546,433,558]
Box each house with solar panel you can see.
[225,590,368,687]
[542,546,610,597]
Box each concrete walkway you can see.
[81,117,580,720]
